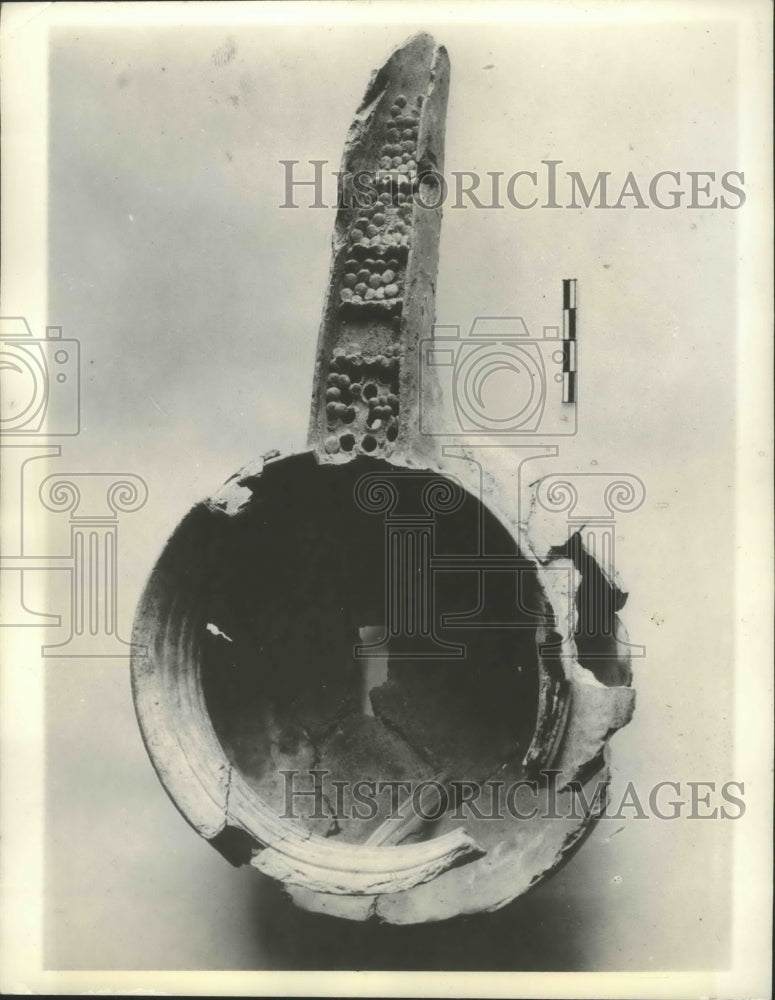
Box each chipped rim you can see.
[130,447,581,900]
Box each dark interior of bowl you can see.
[184,453,542,844]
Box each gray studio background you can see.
[46,18,736,969]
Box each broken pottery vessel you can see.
[131,32,636,923]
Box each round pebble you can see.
[342,406,356,424]
[373,212,386,227]
[368,274,381,289]
[382,269,396,283]
[350,382,363,398]
[357,268,370,282]
[343,272,357,287]
[375,287,385,300]
[326,401,339,417]
[387,393,399,411]
[326,387,341,401]
[351,295,363,305]
[350,227,364,241]
[384,283,399,298]
[340,288,353,301]
[324,435,340,454]
[390,104,401,117]
[364,288,376,301]
[354,282,368,296]
[367,224,379,237]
